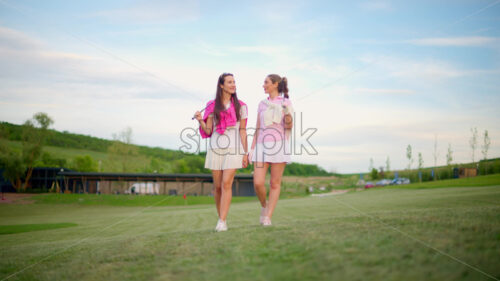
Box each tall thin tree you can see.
[406,145,413,170]
[446,143,453,166]
[469,127,478,164]
[481,130,491,160]
[385,156,390,173]
[418,152,424,170]
[433,134,439,167]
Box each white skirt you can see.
[205,146,244,170]
[251,139,292,164]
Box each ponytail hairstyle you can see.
[267,74,289,98]
[213,73,241,125]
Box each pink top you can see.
[199,99,247,139]
[256,95,293,144]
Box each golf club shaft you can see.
[191,106,207,120]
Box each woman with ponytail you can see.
[194,73,249,232]
[249,74,293,226]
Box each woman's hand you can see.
[284,113,293,129]
[194,111,203,122]
[248,149,254,164]
[242,154,249,168]
[283,104,291,115]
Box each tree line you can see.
[367,127,498,181]
[0,113,330,191]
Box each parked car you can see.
[376,179,392,186]
[364,182,375,188]
[390,178,411,185]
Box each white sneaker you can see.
[215,219,228,232]
[262,216,272,226]
[260,203,268,225]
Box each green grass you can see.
[0,223,78,235]
[1,139,110,162]
[385,174,500,189]
[1,186,499,280]
[30,194,257,206]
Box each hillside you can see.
[0,121,330,176]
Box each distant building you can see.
[0,167,67,193]
[57,171,255,196]
[1,169,255,196]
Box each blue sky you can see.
[0,0,499,173]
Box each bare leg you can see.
[253,162,269,208]
[267,163,286,219]
[219,169,237,221]
[211,170,223,217]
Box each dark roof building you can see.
[57,171,254,196]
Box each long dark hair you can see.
[213,73,241,125]
[267,74,289,98]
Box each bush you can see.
[478,159,500,176]
[71,155,98,172]
[284,162,330,176]
[438,168,452,180]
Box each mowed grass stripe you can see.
[0,223,78,235]
[30,193,257,206]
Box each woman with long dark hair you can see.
[249,74,293,226]
[194,73,249,232]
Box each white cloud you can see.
[286,78,500,173]
[406,36,500,47]
[359,55,469,81]
[0,26,43,50]
[0,25,211,147]
[0,26,201,101]
[1,17,499,174]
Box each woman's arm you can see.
[251,113,260,150]
[240,118,249,168]
[284,103,293,129]
[195,111,213,135]
[284,113,293,129]
[239,118,248,153]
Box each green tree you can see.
[378,167,385,179]
[0,112,53,191]
[149,157,162,173]
[406,145,413,170]
[446,143,453,166]
[36,152,67,167]
[370,168,378,180]
[108,127,138,172]
[418,152,424,170]
[71,155,98,172]
[481,130,490,160]
[418,152,424,182]
[174,159,189,173]
[0,151,25,189]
